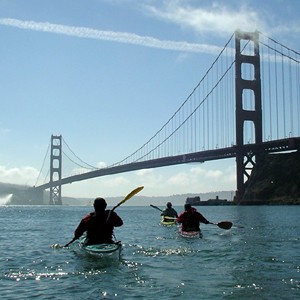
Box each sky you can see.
[0,0,300,200]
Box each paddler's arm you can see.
[107,210,123,227]
[74,222,85,239]
[74,216,89,239]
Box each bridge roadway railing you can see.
[33,137,300,192]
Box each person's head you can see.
[93,197,107,212]
[184,203,192,211]
[167,202,172,208]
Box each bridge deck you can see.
[34,137,300,191]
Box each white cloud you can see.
[0,18,222,54]
[190,166,206,175]
[146,2,267,35]
[96,161,107,168]
[136,169,153,176]
[0,163,236,198]
[205,169,223,179]
[101,176,130,187]
[167,172,190,186]
[0,165,38,185]
[272,23,300,35]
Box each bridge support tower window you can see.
[235,31,262,201]
[49,135,62,205]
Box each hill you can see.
[242,150,300,204]
[62,191,234,207]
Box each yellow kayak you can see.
[160,216,176,226]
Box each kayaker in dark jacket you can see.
[176,204,210,232]
[161,202,178,222]
[74,198,123,245]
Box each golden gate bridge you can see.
[32,30,300,205]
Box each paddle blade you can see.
[150,204,162,212]
[217,221,233,230]
[123,186,144,202]
[112,186,144,211]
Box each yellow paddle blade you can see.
[123,186,144,202]
[113,186,144,210]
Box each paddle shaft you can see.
[64,237,77,248]
[107,186,144,221]
[164,216,176,220]
[150,204,163,212]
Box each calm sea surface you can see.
[0,205,299,299]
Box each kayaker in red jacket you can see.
[74,198,123,245]
[176,204,210,232]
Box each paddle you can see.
[150,204,163,212]
[164,218,232,228]
[60,186,144,248]
[163,216,176,220]
[63,237,77,248]
[209,221,233,230]
[106,186,144,221]
[111,186,144,212]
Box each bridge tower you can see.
[235,31,262,201]
[49,134,62,205]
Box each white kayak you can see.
[79,238,122,260]
[179,227,202,239]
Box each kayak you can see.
[179,227,202,238]
[79,239,122,260]
[160,216,176,226]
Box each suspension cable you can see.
[35,138,51,186]
[62,137,98,170]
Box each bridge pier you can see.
[235,31,262,202]
[49,135,62,205]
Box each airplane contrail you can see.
[0,18,221,54]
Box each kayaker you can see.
[161,202,178,223]
[73,197,123,245]
[176,203,210,232]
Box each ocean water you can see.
[0,205,299,299]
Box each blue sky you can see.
[0,0,299,199]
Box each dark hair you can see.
[93,197,107,211]
[167,202,172,208]
[184,203,192,211]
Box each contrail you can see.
[0,18,221,54]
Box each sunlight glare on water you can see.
[0,205,299,299]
